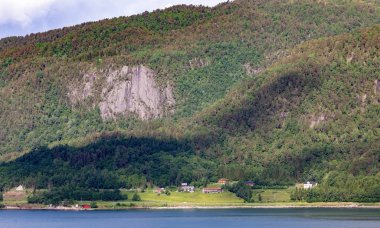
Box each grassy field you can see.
[252,188,293,203]
[86,189,243,209]
[136,190,242,204]
[2,189,31,206]
[3,187,380,209]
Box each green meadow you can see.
[94,187,293,208]
[252,188,293,203]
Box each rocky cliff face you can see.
[68,65,175,120]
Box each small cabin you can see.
[217,178,229,185]
[202,187,223,194]
[180,183,195,192]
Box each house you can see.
[82,204,91,209]
[244,181,255,187]
[217,178,229,185]
[202,187,223,194]
[180,183,195,192]
[16,185,24,191]
[153,188,165,194]
[303,181,318,189]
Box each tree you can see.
[132,193,141,201]
[90,202,98,208]
[227,181,253,202]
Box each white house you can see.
[180,183,195,192]
[16,185,24,191]
[303,181,317,189]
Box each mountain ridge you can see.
[0,0,379,203]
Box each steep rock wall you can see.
[68,65,175,120]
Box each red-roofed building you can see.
[82,204,91,209]
[202,187,223,194]
[217,178,230,185]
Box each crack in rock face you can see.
[68,65,175,121]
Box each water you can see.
[0,208,379,228]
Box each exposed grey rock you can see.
[68,65,175,121]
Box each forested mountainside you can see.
[0,0,379,203]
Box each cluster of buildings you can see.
[170,179,255,194]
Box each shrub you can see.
[226,181,253,202]
[90,202,98,208]
[132,193,141,201]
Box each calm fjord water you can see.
[0,208,379,228]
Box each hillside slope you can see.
[0,0,379,158]
[0,24,379,202]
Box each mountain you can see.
[0,0,379,203]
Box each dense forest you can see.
[0,0,379,203]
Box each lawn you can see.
[93,189,244,208]
[252,188,292,203]
[130,189,243,205]
[2,188,34,206]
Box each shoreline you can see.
[3,203,380,211]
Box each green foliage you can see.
[1,57,12,68]
[225,181,253,202]
[304,173,380,203]
[164,189,171,196]
[0,0,379,157]
[0,0,379,203]
[27,187,126,205]
[90,201,98,208]
[132,193,141,201]
[290,188,308,201]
